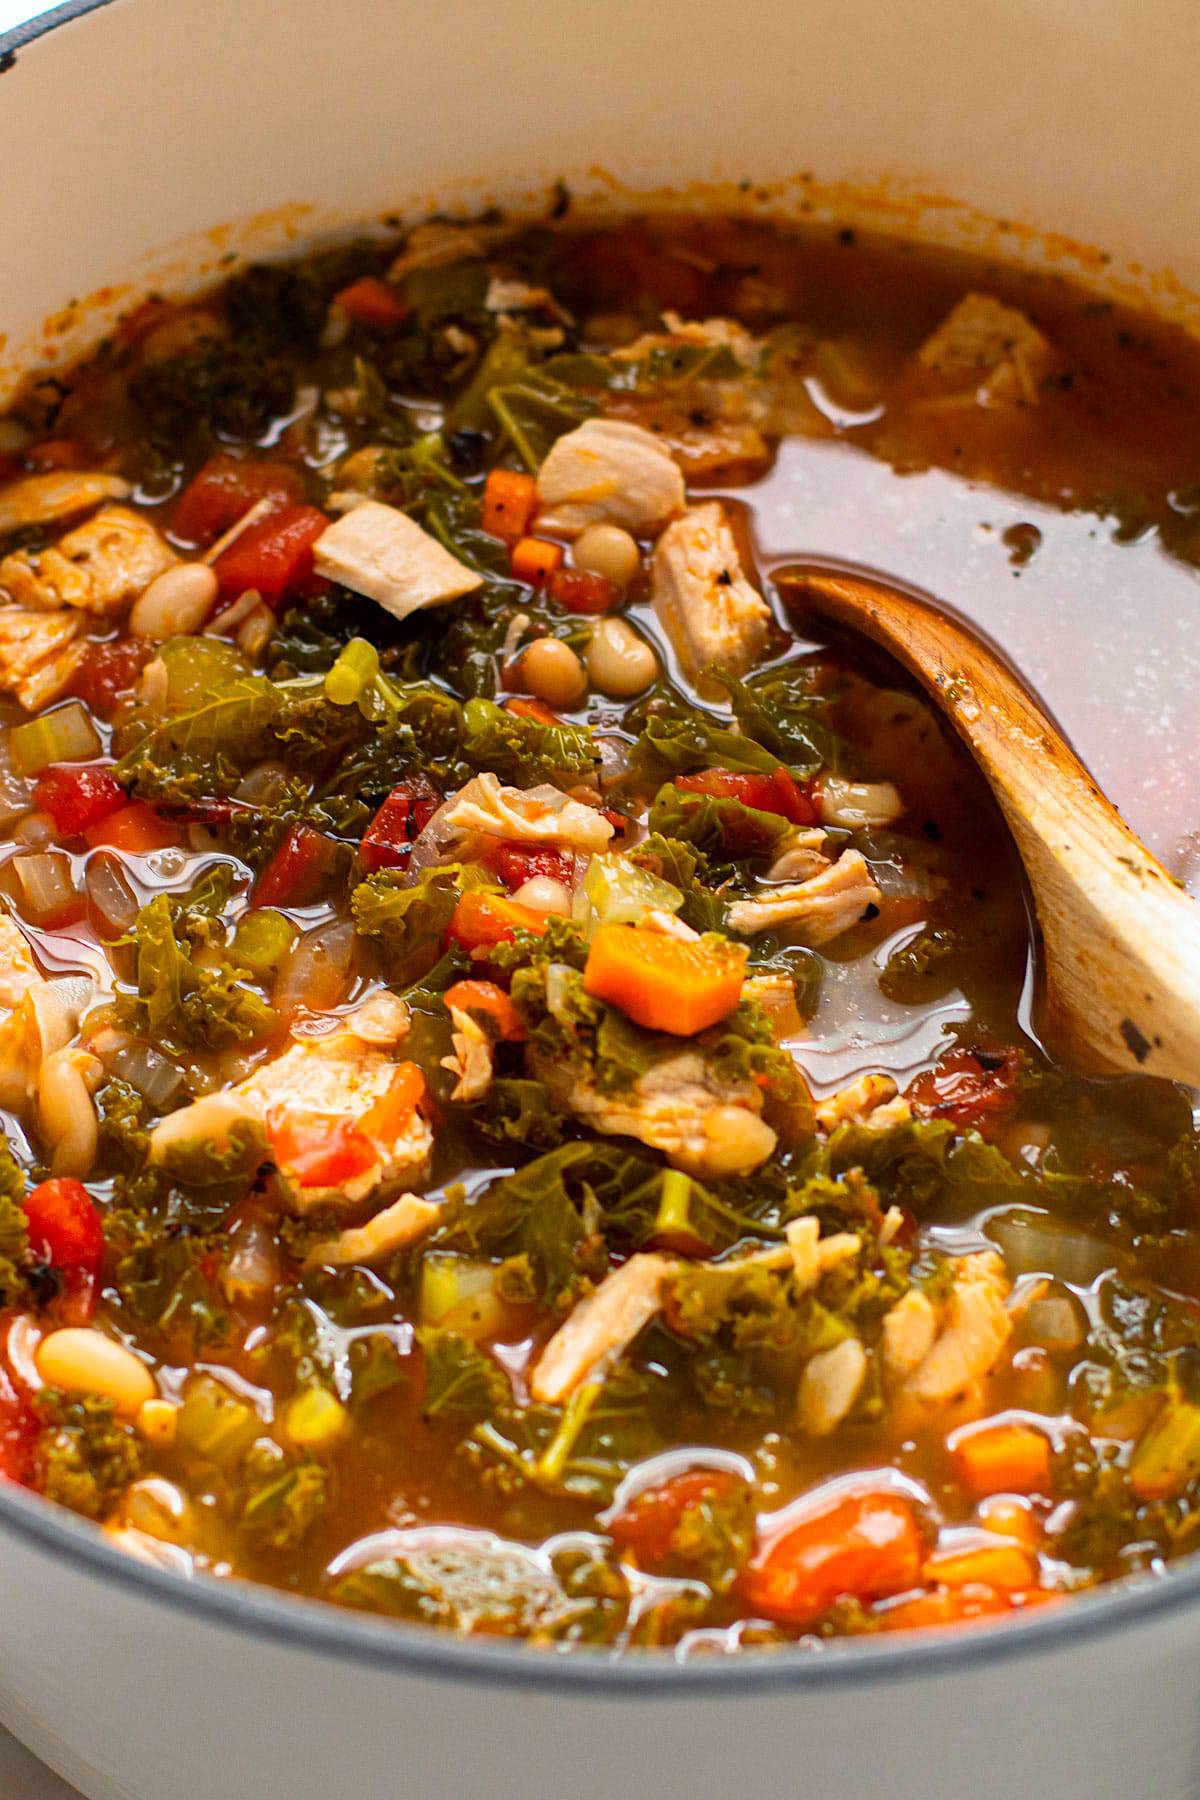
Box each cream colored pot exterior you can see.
[2,1,1200,1795]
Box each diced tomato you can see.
[609,1469,738,1564]
[23,1177,105,1326]
[69,638,153,719]
[268,1112,377,1190]
[504,696,560,726]
[172,452,304,547]
[443,980,525,1042]
[907,1047,1022,1138]
[34,763,126,838]
[481,469,538,543]
[675,766,818,826]
[359,777,441,873]
[212,503,329,607]
[509,536,564,585]
[0,1364,37,1485]
[24,438,88,472]
[547,567,619,615]
[445,891,548,952]
[23,1178,104,1279]
[253,825,338,909]
[333,276,409,330]
[83,801,179,854]
[481,841,574,893]
[738,1489,925,1626]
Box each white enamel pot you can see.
[2,2,1200,1795]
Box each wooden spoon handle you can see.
[779,566,1200,1085]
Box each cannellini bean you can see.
[518,637,587,709]
[701,1104,777,1176]
[573,523,641,588]
[818,776,904,828]
[797,1337,868,1436]
[511,875,574,915]
[38,1048,101,1177]
[129,563,219,639]
[37,1329,157,1414]
[119,1474,194,1542]
[585,617,659,697]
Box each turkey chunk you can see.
[797,1338,868,1437]
[898,1252,1012,1411]
[0,471,131,538]
[726,849,880,943]
[535,419,685,537]
[917,294,1055,404]
[880,1289,938,1387]
[815,1072,911,1133]
[530,1254,674,1403]
[441,774,613,854]
[303,1193,443,1272]
[543,1046,777,1180]
[312,501,482,620]
[149,1021,431,1212]
[651,502,770,690]
[0,914,38,1009]
[0,608,84,709]
[0,507,176,617]
[441,1006,494,1102]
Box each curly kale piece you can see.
[648,781,791,864]
[417,1328,511,1422]
[706,662,846,776]
[35,1392,145,1521]
[0,1143,29,1307]
[461,696,597,787]
[878,927,960,1002]
[237,1442,330,1549]
[118,891,276,1055]
[131,342,295,444]
[351,864,486,988]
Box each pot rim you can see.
[4,0,1200,1702]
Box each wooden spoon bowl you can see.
[776,565,1200,1086]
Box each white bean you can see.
[37,1048,100,1177]
[511,876,573,916]
[585,617,659,697]
[573,523,640,588]
[518,637,587,709]
[129,563,218,639]
[37,1329,157,1415]
[701,1105,777,1177]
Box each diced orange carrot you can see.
[924,1540,1038,1592]
[361,1062,426,1139]
[504,696,560,725]
[509,536,564,584]
[880,1586,1013,1631]
[739,1490,925,1627]
[445,891,548,953]
[583,923,747,1036]
[333,277,409,329]
[951,1421,1051,1497]
[976,1495,1043,1548]
[82,802,179,854]
[482,469,538,543]
[443,980,525,1041]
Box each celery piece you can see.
[10,702,102,774]
[176,1375,261,1468]
[324,636,380,708]
[584,853,684,926]
[285,1387,350,1453]
[232,907,299,978]
[1130,1397,1200,1500]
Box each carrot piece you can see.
[445,891,548,952]
[739,1490,925,1627]
[924,1540,1038,1593]
[509,535,564,584]
[333,277,408,329]
[583,923,747,1035]
[951,1422,1051,1497]
[82,802,179,854]
[360,1062,427,1139]
[504,696,560,725]
[443,979,525,1042]
[975,1495,1043,1547]
[482,469,538,543]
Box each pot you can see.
[1,2,1199,1795]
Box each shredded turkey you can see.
[0,471,131,539]
[898,1252,1012,1411]
[0,607,84,709]
[0,506,176,616]
[303,1193,443,1272]
[387,222,485,282]
[535,419,685,537]
[650,502,770,690]
[784,1217,862,1291]
[764,829,830,884]
[312,501,482,619]
[917,293,1055,405]
[880,1289,939,1387]
[441,1006,494,1103]
[441,773,613,853]
[726,849,880,943]
[797,1337,868,1437]
[742,972,804,1041]
[815,1072,913,1133]
[531,1254,674,1404]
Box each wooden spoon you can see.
[776,564,1200,1086]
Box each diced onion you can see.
[13,851,78,924]
[273,919,357,1020]
[101,1037,186,1111]
[233,762,291,808]
[85,854,140,939]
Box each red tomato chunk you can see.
[34,764,126,837]
[213,504,329,607]
[675,766,818,826]
[172,452,303,546]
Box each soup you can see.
[0,212,1197,1650]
